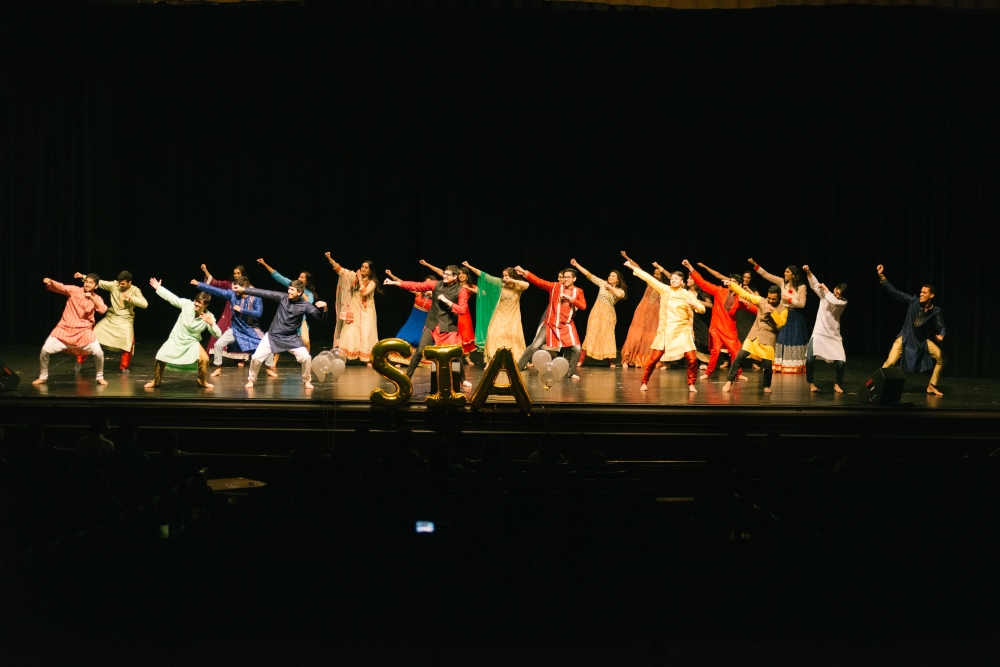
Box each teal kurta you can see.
[93,279,148,351]
[474,272,503,350]
[153,286,221,369]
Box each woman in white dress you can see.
[325,252,380,365]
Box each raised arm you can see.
[696,262,728,283]
[44,278,71,296]
[269,269,292,288]
[324,252,342,273]
[750,259,783,287]
[804,265,825,299]
[420,259,444,278]
[96,279,116,292]
[628,264,668,296]
[152,281,184,310]
[461,261,482,277]
[257,258,276,275]
[241,287,286,302]
[501,274,529,290]
[395,279,437,293]
[684,260,722,299]
[200,263,212,282]
[194,281,233,301]
[728,281,762,307]
[305,301,330,323]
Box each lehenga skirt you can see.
[395,306,429,348]
[774,308,808,373]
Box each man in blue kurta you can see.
[236,279,328,390]
[194,277,270,377]
[877,264,947,395]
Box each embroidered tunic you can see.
[728,283,789,361]
[196,282,265,353]
[806,272,847,363]
[632,268,705,360]
[334,267,379,362]
[46,280,107,350]
[153,286,221,368]
[880,279,946,373]
[244,288,327,354]
[580,274,621,360]
[523,272,587,349]
[483,273,528,363]
[91,280,147,351]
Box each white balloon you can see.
[332,348,348,362]
[330,358,346,380]
[532,350,551,371]
[544,361,555,373]
[539,369,556,387]
[551,356,570,378]
[313,355,332,374]
[314,369,327,383]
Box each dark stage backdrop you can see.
[2,6,998,378]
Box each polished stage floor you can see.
[2,344,999,412]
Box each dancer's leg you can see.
[287,346,313,386]
[83,341,106,384]
[145,360,166,388]
[35,336,67,383]
[762,359,774,391]
[301,320,311,353]
[926,339,946,393]
[213,329,236,367]
[406,329,434,378]
[640,349,664,389]
[197,346,213,388]
[565,345,582,379]
[703,330,723,378]
[120,339,134,372]
[724,349,751,393]
[806,339,818,391]
[517,324,547,370]
[882,337,903,368]
[721,332,744,379]
[247,334,274,387]
[685,350,698,390]
[834,360,845,393]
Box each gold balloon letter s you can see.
[369,338,414,407]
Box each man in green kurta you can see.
[74,270,148,374]
[144,278,221,390]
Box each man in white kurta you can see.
[803,265,847,393]
[74,270,148,374]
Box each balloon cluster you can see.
[530,350,569,388]
[313,348,347,383]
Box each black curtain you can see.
[2,6,998,377]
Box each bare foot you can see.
[211,368,222,377]
[764,387,772,393]
[640,383,648,392]
[144,381,158,389]
[266,368,278,377]
[367,363,373,368]
[462,380,473,389]
[570,374,580,380]
[526,363,534,370]
[927,384,943,396]
[97,378,108,386]
[32,378,46,385]
[245,381,254,389]
[609,363,616,369]
[810,383,820,392]
[238,362,245,367]
[752,364,761,371]
[834,384,844,394]
[304,381,314,390]
[699,373,710,380]
[622,363,629,370]
[688,385,697,393]
[577,362,583,368]
[722,381,732,393]
[202,382,214,389]
[738,375,748,382]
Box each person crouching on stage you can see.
[722,281,788,394]
[34,274,108,386]
[802,265,847,394]
[623,256,705,393]
[514,265,587,381]
[682,259,756,383]
[237,279,328,390]
[877,263,946,396]
[384,265,472,389]
[73,270,148,375]
[145,279,220,389]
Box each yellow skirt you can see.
[742,337,774,362]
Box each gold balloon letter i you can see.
[422,344,466,409]
[369,338,414,407]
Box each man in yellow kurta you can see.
[722,281,788,394]
[624,258,706,393]
[74,270,148,375]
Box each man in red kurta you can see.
[34,274,108,386]
[514,266,587,380]
[683,260,757,381]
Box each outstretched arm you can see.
[696,262,728,283]
[194,281,233,301]
[728,281,762,306]
[461,261,482,277]
[257,258,276,275]
[200,263,212,282]
[241,287,286,302]
[324,252,342,273]
[627,263,668,296]
[151,280,184,309]
[749,258,783,287]
[803,265,825,299]
[420,259,444,278]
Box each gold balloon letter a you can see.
[471,347,532,412]
[422,344,466,409]
[369,338,414,407]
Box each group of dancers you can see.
[32,251,947,396]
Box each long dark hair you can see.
[609,269,628,300]
[357,260,384,295]
[458,266,477,287]
[785,265,803,290]
[300,271,318,301]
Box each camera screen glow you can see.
[415,521,435,533]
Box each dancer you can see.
[514,266,587,381]
[683,260,756,382]
[73,270,148,375]
[383,265,472,388]
[34,274,108,386]
[802,265,847,393]
[700,262,759,367]
[570,258,626,368]
[620,256,666,370]
[463,263,530,364]
[326,253,380,365]
[421,259,476,364]
[877,264,946,396]
[622,257,705,393]
[386,270,434,348]
[237,280,328,390]
[749,259,807,373]
[686,273,713,365]
[144,279,220,390]
[258,258,316,373]
[193,277,268,377]
[200,263,248,365]
[461,261,503,355]
[722,281,788,394]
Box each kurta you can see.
[92,279,147,351]
[197,282,265,352]
[880,279,946,373]
[271,270,315,343]
[523,272,587,349]
[245,288,327,353]
[153,286,222,369]
[728,283,789,361]
[457,286,476,353]
[474,271,504,350]
[806,272,847,363]
[632,268,705,361]
[397,279,468,344]
[46,280,107,350]
[581,274,621,360]
[620,284,662,367]
[334,268,379,362]
[484,276,528,363]
[690,269,757,341]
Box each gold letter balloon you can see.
[369,338,414,408]
[422,345,467,409]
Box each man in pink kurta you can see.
[34,274,108,385]
[515,266,587,379]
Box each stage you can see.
[3,345,1000,448]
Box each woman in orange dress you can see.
[619,262,665,370]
